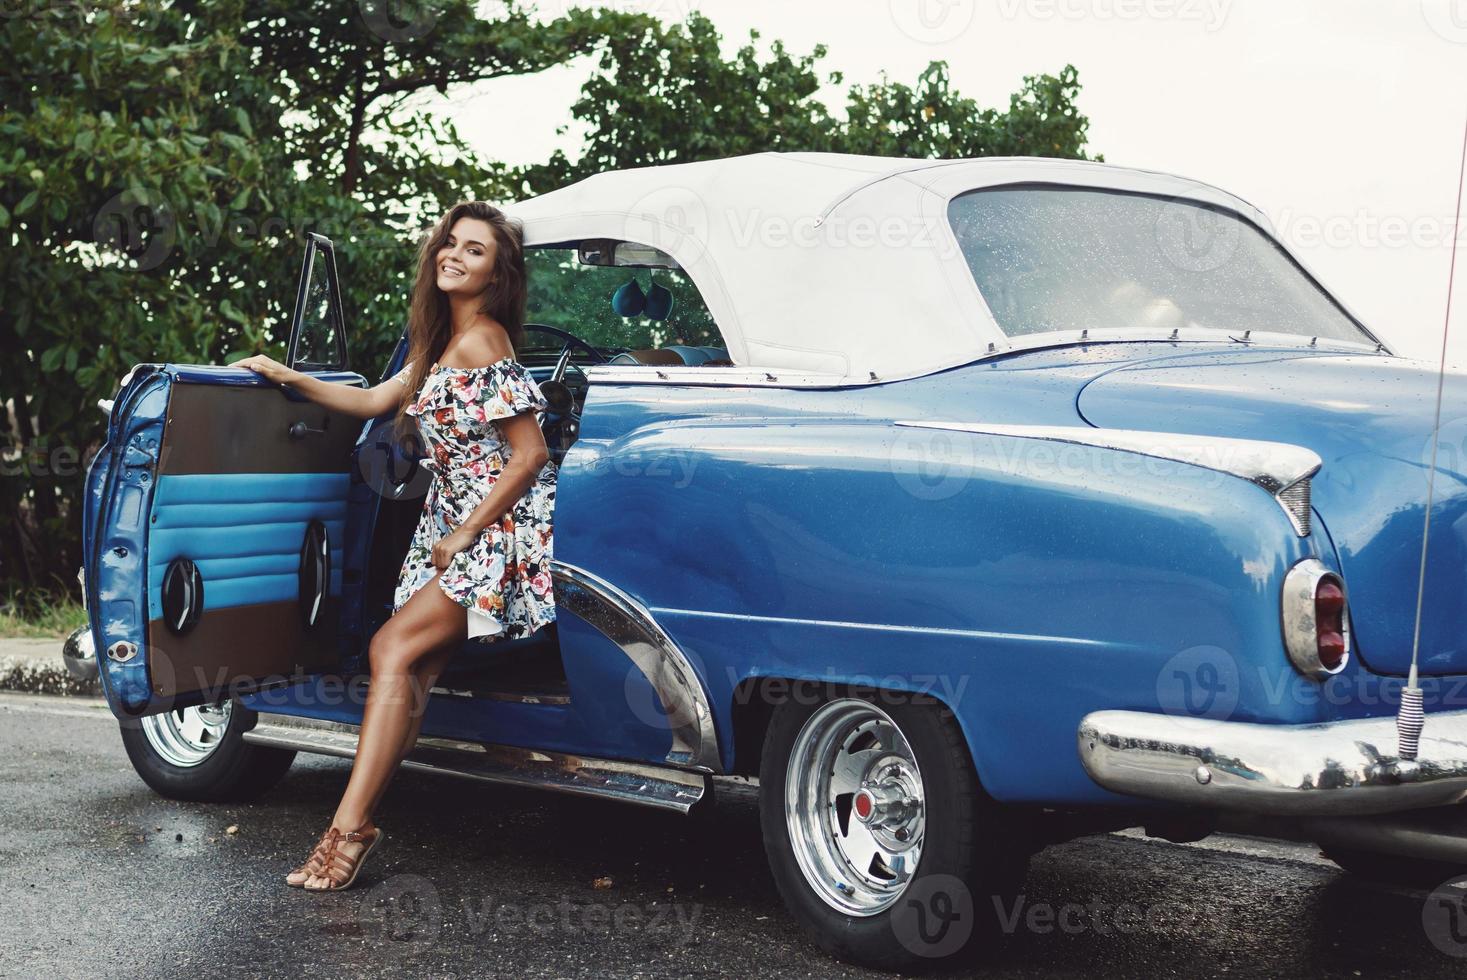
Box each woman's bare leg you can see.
[362,642,458,817]
[302,572,465,888]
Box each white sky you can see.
[426,0,1467,364]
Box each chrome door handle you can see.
[288,421,326,439]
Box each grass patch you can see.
[0,584,88,639]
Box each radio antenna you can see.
[1399,111,1467,761]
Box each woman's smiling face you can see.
[435,216,497,297]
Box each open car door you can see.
[87,234,365,717]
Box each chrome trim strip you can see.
[550,560,721,772]
[1078,708,1467,816]
[428,686,573,706]
[585,334,1385,388]
[242,714,707,813]
[649,604,1118,647]
[897,421,1322,537]
[993,326,1388,360]
[1280,558,1351,679]
[583,364,847,388]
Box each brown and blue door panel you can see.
[90,365,364,715]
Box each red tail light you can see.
[1282,559,1351,678]
[1315,578,1347,671]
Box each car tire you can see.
[119,699,296,803]
[1322,845,1467,889]
[758,690,1029,969]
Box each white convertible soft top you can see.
[505,152,1294,384]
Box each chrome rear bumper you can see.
[1078,709,1467,816]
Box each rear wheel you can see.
[759,692,1029,969]
[120,700,295,802]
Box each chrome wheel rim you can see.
[141,701,232,767]
[785,698,926,916]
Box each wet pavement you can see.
[3,689,1466,978]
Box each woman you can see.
[236,201,556,891]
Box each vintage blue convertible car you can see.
[75,153,1467,966]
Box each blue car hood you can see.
[1076,346,1467,677]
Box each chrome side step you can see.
[429,685,572,706]
[242,713,707,813]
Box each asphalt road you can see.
[2,690,1465,979]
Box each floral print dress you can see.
[390,357,557,642]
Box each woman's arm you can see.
[430,413,551,570]
[234,353,402,420]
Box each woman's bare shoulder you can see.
[438,323,513,370]
[455,323,514,367]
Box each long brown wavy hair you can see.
[395,201,528,425]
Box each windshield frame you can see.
[941,181,1389,357]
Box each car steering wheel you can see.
[522,323,605,456]
[523,323,607,386]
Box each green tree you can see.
[521,13,843,192]
[1,1,1101,598]
[842,62,1099,160]
[517,11,1097,194]
[0,0,650,593]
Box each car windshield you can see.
[946,185,1373,344]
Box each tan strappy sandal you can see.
[301,822,384,892]
[286,826,340,887]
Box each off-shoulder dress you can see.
[390,357,557,642]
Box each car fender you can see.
[563,416,1319,802]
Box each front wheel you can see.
[119,700,295,802]
[759,692,1029,969]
